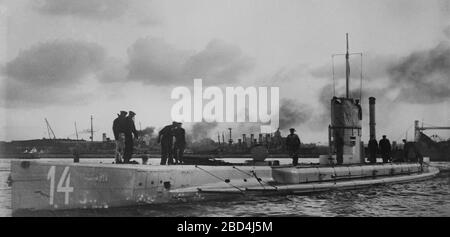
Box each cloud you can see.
[127,37,191,85]
[387,42,450,104]
[32,0,129,20]
[97,58,128,83]
[184,39,255,85]
[127,37,254,85]
[4,40,106,87]
[444,25,450,39]
[1,40,107,107]
[278,98,313,130]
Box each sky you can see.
[0,0,449,143]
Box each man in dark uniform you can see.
[335,132,344,165]
[379,135,392,163]
[123,111,138,164]
[173,122,186,164]
[285,128,301,166]
[402,139,423,163]
[368,136,378,164]
[158,122,176,165]
[112,111,127,163]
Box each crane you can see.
[45,118,56,139]
[414,120,450,142]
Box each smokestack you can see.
[228,128,233,145]
[242,134,247,144]
[414,120,420,142]
[258,134,263,144]
[250,134,254,145]
[369,97,376,139]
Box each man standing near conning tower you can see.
[158,122,176,165]
[173,122,186,164]
[368,136,378,164]
[286,128,301,166]
[123,111,138,164]
[379,135,392,163]
[113,111,127,164]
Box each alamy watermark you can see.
[170,79,280,133]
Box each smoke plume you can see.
[190,121,218,141]
[138,126,155,137]
[387,42,450,104]
[278,98,313,130]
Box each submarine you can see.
[9,34,439,215]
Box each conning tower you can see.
[328,34,364,164]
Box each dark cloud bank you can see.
[5,40,106,86]
[1,40,106,107]
[388,42,450,104]
[1,37,253,107]
[127,38,255,86]
[32,0,129,20]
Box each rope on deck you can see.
[194,165,246,195]
[232,166,279,190]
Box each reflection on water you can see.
[1,159,449,217]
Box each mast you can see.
[345,33,350,98]
[74,122,79,140]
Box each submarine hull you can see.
[10,160,438,215]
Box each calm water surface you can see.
[1,158,449,217]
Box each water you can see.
[1,158,449,217]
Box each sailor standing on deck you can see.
[379,135,392,163]
[286,128,301,166]
[173,122,186,164]
[123,111,138,164]
[158,122,176,165]
[113,111,128,163]
[368,136,378,164]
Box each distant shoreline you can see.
[0,153,317,159]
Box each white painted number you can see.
[47,166,55,205]
[47,166,74,205]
